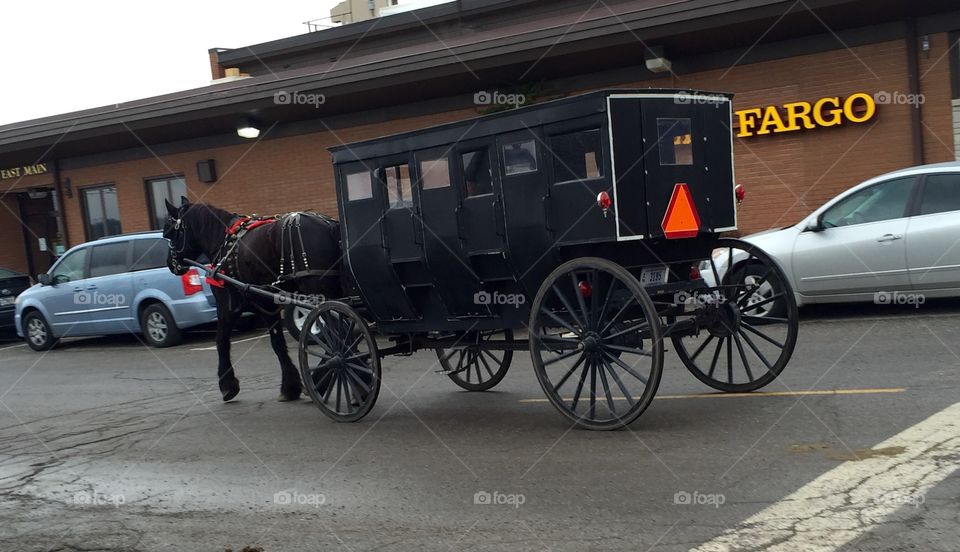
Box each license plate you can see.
[639,266,668,287]
[0,297,13,306]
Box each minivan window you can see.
[50,248,88,283]
[920,174,960,215]
[131,238,169,271]
[821,178,914,228]
[89,242,129,278]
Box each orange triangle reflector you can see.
[661,183,701,239]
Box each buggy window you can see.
[346,170,373,201]
[385,164,413,208]
[657,118,693,166]
[461,150,493,196]
[503,140,538,176]
[549,129,603,183]
[420,158,450,190]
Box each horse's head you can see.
[162,196,198,276]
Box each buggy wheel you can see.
[435,329,513,391]
[672,238,798,392]
[529,258,664,430]
[298,302,380,422]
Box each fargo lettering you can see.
[736,93,877,138]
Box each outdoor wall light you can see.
[237,120,260,139]
[644,46,672,74]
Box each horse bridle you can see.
[167,214,188,273]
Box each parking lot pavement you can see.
[1,303,959,551]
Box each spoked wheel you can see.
[298,302,381,422]
[529,258,664,430]
[435,329,513,391]
[672,238,799,392]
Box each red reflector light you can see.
[689,265,701,280]
[181,268,204,296]
[578,280,592,298]
[597,191,612,211]
[735,184,745,202]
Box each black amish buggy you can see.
[299,88,801,430]
[212,89,799,430]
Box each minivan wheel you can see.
[23,311,57,351]
[141,303,182,347]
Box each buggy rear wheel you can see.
[529,258,664,430]
[435,329,513,391]
[298,302,381,422]
[671,238,798,392]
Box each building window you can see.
[503,140,538,176]
[384,164,412,208]
[81,185,122,240]
[147,176,187,229]
[550,129,603,183]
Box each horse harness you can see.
[206,212,340,290]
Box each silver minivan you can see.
[15,232,217,350]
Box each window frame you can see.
[460,148,495,198]
[80,183,122,241]
[819,177,917,229]
[145,174,187,230]
[501,138,539,176]
[344,168,374,202]
[547,127,605,185]
[88,240,132,279]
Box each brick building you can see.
[1,0,959,278]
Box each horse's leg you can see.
[215,298,241,401]
[265,312,302,401]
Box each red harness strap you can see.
[205,216,277,288]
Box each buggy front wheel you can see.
[529,258,664,430]
[298,302,381,422]
[671,238,798,392]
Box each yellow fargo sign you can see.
[735,92,877,138]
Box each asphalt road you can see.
[1,301,959,551]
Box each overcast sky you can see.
[0,0,342,125]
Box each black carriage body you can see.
[330,90,737,333]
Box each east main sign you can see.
[0,163,49,180]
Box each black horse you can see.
[162,198,342,402]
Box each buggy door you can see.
[454,139,507,257]
[415,149,491,317]
[338,161,417,321]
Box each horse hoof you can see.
[221,380,240,402]
[278,392,301,402]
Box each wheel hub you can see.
[705,300,741,338]
[582,333,601,353]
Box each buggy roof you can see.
[328,88,731,163]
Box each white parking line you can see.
[692,401,960,552]
[0,342,26,351]
[189,333,269,351]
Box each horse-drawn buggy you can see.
[166,89,798,430]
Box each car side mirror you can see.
[37,273,52,286]
[804,215,825,233]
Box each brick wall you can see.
[0,196,28,273]
[13,33,959,260]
